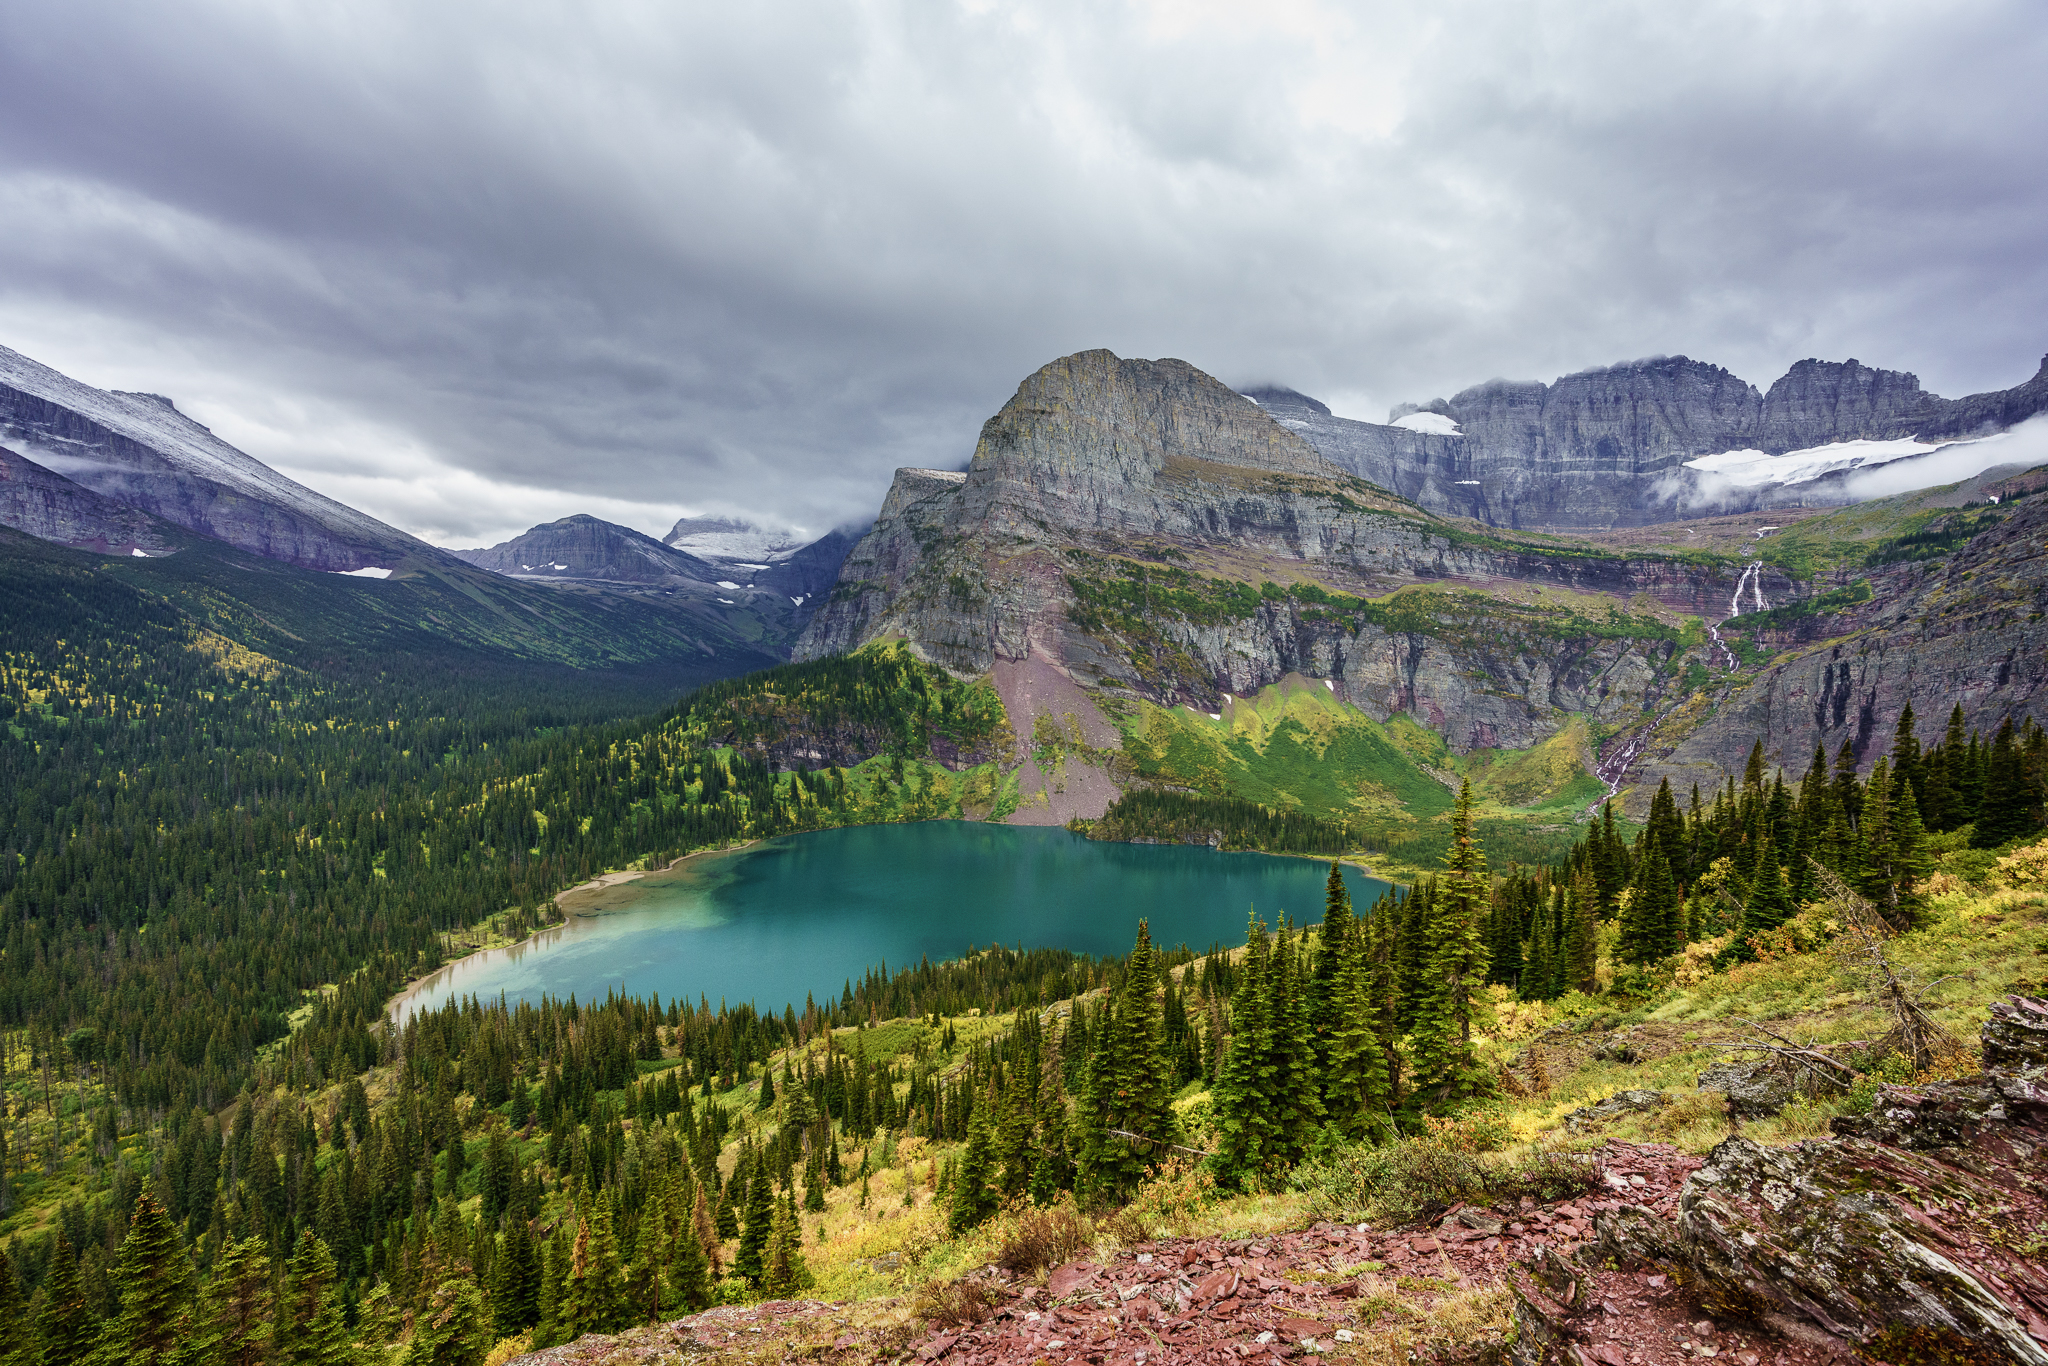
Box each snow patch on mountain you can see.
[664,515,808,564]
[1390,411,1461,436]
[1685,435,1943,489]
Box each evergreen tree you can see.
[733,1165,774,1287]
[1409,782,1493,1108]
[271,1233,349,1366]
[1209,914,1276,1189]
[667,1192,714,1312]
[947,1085,1000,1234]
[184,1237,271,1366]
[1977,718,2034,847]
[99,1192,192,1366]
[492,1218,541,1337]
[38,1236,94,1366]
[534,1225,568,1348]
[1074,922,1176,1204]
[0,1246,30,1366]
[1729,836,1791,962]
[557,1201,630,1338]
[762,1196,811,1299]
[408,1279,488,1366]
[1264,924,1324,1160]
[1315,869,1390,1140]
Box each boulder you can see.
[1984,994,2048,1074]
[1563,1089,1668,1132]
[1696,1057,1800,1118]
[1562,997,2048,1364]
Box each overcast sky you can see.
[2,0,2044,548]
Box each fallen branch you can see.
[1106,1128,1215,1158]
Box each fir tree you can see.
[534,1225,568,1348]
[492,1218,541,1337]
[38,1236,94,1366]
[1977,718,2034,847]
[1409,782,1493,1108]
[271,1233,350,1366]
[1264,923,1324,1160]
[1209,914,1276,1189]
[947,1084,1000,1234]
[408,1278,489,1366]
[1074,922,1176,1204]
[557,1200,630,1338]
[184,1237,271,1366]
[762,1196,812,1299]
[733,1165,774,1287]
[99,1192,191,1366]
[1316,868,1391,1139]
[667,1192,713,1312]
[0,1246,29,1366]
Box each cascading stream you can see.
[1587,557,1769,816]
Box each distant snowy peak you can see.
[663,515,809,564]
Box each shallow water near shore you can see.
[392,822,1388,1019]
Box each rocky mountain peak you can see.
[954,349,1340,541]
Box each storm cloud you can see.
[1,0,2043,546]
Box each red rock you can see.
[1048,1263,1101,1297]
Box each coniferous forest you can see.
[1,539,2046,1366]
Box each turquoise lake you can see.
[391,822,1389,1019]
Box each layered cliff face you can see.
[801,348,2048,824]
[0,445,178,556]
[797,350,1780,771]
[1263,351,2048,531]
[1630,493,2048,807]
[0,345,430,571]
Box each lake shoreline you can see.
[383,840,761,1021]
[382,823,1391,1023]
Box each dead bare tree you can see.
[1810,859,1961,1074]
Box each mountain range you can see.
[1247,351,2048,530]
[3,337,2043,840]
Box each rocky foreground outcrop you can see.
[1516,996,2048,1365]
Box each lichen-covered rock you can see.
[1679,1134,2048,1363]
[1985,995,2048,1075]
[1563,1089,1669,1132]
[1696,1058,1804,1118]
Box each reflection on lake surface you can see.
[391,822,1390,1020]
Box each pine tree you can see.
[733,1165,774,1287]
[492,1218,541,1336]
[762,1196,811,1299]
[409,1278,489,1366]
[271,1233,350,1366]
[1209,914,1276,1189]
[38,1236,94,1366]
[99,1192,192,1366]
[947,1085,1000,1234]
[1729,836,1791,962]
[1409,781,1493,1108]
[184,1237,271,1366]
[1074,922,1177,1204]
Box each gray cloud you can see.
[1,0,2043,546]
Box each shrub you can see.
[910,1276,1006,1330]
[1293,1137,1599,1225]
[994,1205,1094,1277]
